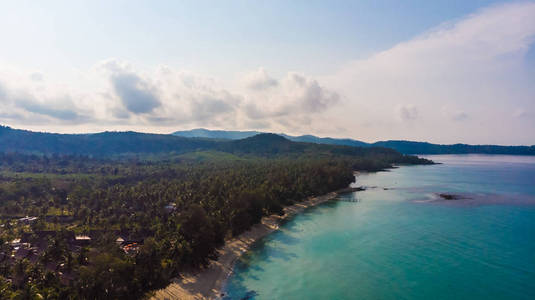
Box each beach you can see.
[150,191,341,300]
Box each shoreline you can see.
[150,189,352,300]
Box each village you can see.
[1,214,149,287]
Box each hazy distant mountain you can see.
[0,125,215,155]
[1,125,532,156]
[280,134,369,147]
[173,129,369,147]
[0,125,409,159]
[173,128,262,140]
[373,140,535,155]
[173,128,535,155]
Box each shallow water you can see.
[223,155,535,300]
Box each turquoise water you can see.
[223,155,535,300]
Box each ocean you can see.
[223,155,535,299]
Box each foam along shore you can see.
[150,188,359,300]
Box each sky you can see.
[0,0,534,145]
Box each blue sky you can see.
[0,0,534,144]
[0,0,516,75]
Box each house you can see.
[121,242,141,254]
[164,202,177,213]
[115,231,147,254]
[10,239,21,248]
[74,235,91,247]
[18,216,38,225]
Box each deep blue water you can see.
[223,155,535,300]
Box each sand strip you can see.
[150,191,343,300]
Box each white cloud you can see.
[0,68,94,124]
[0,59,339,133]
[398,105,418,121]
[243,68,278,90]
[243,72,339,119]
[102,61,161,114]
[29,72,44,82]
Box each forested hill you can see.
[173,128,369,147]
[174,128,535,155]
[0,125,216,155]
[223,133,404,159]
[0,126,428,164]
[172,128,262,140]
[372,141,535,155]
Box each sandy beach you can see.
[150,191,342,300]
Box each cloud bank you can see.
[0,61,339,134]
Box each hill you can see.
[223,133,305,155]
[0,125,215,155]
[0,126,431,166]
[173,129,368,147]
[174,128,535,155]
[372,140,535,155]
[173,128,261,140]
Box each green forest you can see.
[0,131,432,299]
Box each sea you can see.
[223,154,535,300]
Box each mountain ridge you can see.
[1,125,532,156]
[0,125,422,162]
[173,128,535,155]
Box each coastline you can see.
[150,190,347,300]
